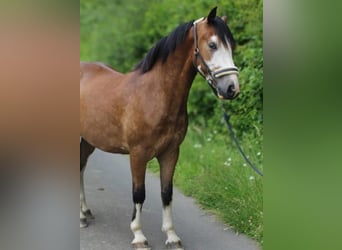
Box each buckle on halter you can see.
[206,75,216,87]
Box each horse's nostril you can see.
[227,84,235,97]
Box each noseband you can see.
[193,20,239,90]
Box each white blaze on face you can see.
[207,35,236,72]
[206,35,239,95]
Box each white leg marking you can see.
[80,172,87,212]
[162,204,181,245]
[80,209,87,228]
[130,204,148,244]
[80,171,92,214]
[80,172,87,220]
[80,210,86,220]
[80,172,88,227]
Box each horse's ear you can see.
[221,16,228,24]
[207,6,217,23]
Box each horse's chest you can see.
[154,115,188,149]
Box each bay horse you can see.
[80,7,240,250]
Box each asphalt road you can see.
[80,149,260,250]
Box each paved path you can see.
[80,149,260,250]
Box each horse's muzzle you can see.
[217,76,240,100]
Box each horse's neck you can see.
[157,48,197,111]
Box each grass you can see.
[148,125,263,245]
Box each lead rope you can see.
[222,106,263,177]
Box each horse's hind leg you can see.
[80,137,95,228]
[129,152,151,249]
[157,147,184,250]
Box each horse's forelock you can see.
[211,17,236,50]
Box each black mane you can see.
[134,21,194,73]
[134,17,236,74]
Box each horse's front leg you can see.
[157,147,184,250]
[129,153,151,250]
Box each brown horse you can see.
[80,7,240,250]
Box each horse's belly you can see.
[81,130,129,154]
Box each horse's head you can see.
[193,7,240,100]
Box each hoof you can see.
[166,241,183,250]
[80,218,88,228]
[132,241,151,250]
[84,209,95,219]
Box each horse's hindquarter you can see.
[80,62,129,153]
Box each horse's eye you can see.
[208,42,217,50]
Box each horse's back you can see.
[80,62,123,84]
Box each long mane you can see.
[134,21,194,74]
